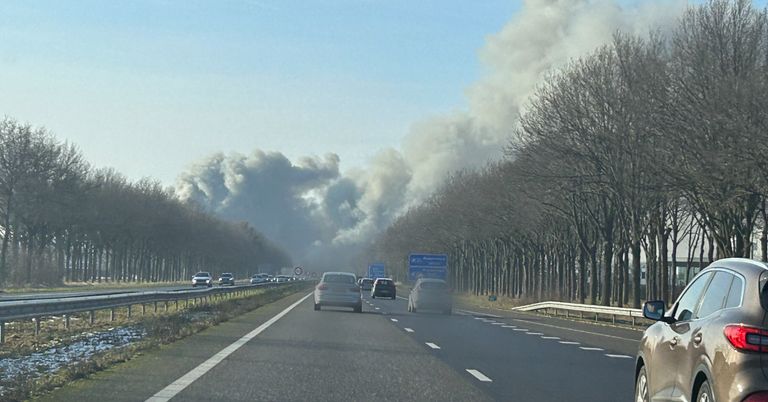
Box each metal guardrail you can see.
[512,301,646,326]
[0,281,301,344]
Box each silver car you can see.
[314,272,362,313]
[408,278,452,314]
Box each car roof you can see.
[374,277,393,281]
[323,271,355,276]
[417,278,446,283]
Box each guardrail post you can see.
[175,300,179,311]
[612,314,616,324]
[631,316,636,326]
[580,311,584,319]
[89,310,96,324]
[33,317,40,336]
[64,315,70,330]
[142,304,146,315]
[127,305,132,318]
[0,321,4,344]
[565,310,569,318]
[153,302,158,313]
[595,313,598,322]
[164,301,168,312]
[110,309,116,321]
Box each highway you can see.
[38,289,642,402]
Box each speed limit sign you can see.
[294,266,303,276]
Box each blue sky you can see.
[0,0,519,184]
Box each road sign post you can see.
[408,253,448,281]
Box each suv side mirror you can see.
[643,300,668,322]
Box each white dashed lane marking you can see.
[579,347,604,351]
[541,336,560,340]
[526,332,544,335]
[605,354,633,359]
[466,369,493,382]
[491,322,505,325]
[425,342,441,350]
[390,318,398,322]
[404,328,415,333]
[513,328,528,332]
[559,341,580,345]
[501,325,516,328]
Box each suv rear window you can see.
[377,280,393,286]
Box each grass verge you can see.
[0,282,311,401]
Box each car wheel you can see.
[696,379,714,402]
[372,295,376,299]
[314,303,321,311]
[635,366,649,402]
[411,305,417,313]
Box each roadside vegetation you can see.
[368,0,768,308]
[0,119,291,289]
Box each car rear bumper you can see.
[314,292,361,307]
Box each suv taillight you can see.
[317,284,328,290]
[744,392,768,402]
[724,325,768,352]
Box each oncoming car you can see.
[636,258,768,402]
[192,272,213,288]
[314,272,362,313]
[218,272,235,286]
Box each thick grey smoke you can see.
[176,0,686,269]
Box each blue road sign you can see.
[408,253,448,281]
[368,263,386,279]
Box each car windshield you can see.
[4,1,765,401]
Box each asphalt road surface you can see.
[40,289,643,402]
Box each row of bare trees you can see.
[0,119,291,287]
[368,0,768,307]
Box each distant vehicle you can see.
[218,273,235,286]
[314,271,362,313]
[408,278,451,314]
[276,275,291,283]
[250,274,269,284]
[360,278,374,291]
[371,278,395,299]
[192,272,213,288]
[636,258,768,402]
[267,275,274,282]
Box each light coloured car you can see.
[314,271,362,312]
[636,258,768,402]
[192,272,213,288]
[250,273,269,284]
[218,272,235,286]
[408,278,451,314]
[276,275,291,283]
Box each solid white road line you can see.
[605,354,633,359]
[145,292,313,402]
[466,369,493,382]
[541,336,560,340]
[425,342,441,350]
[579,347,604,351]
[559,341,580,345]
[391,318,399,322]
[456,309,502,318]
[526,332,544,335]
[404,328,415,333]
[512,318,638,342]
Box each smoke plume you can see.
[176,0,686,270]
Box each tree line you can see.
[368,0,768,308]
[0,118,291,287]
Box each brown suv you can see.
[636,258,768,402]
